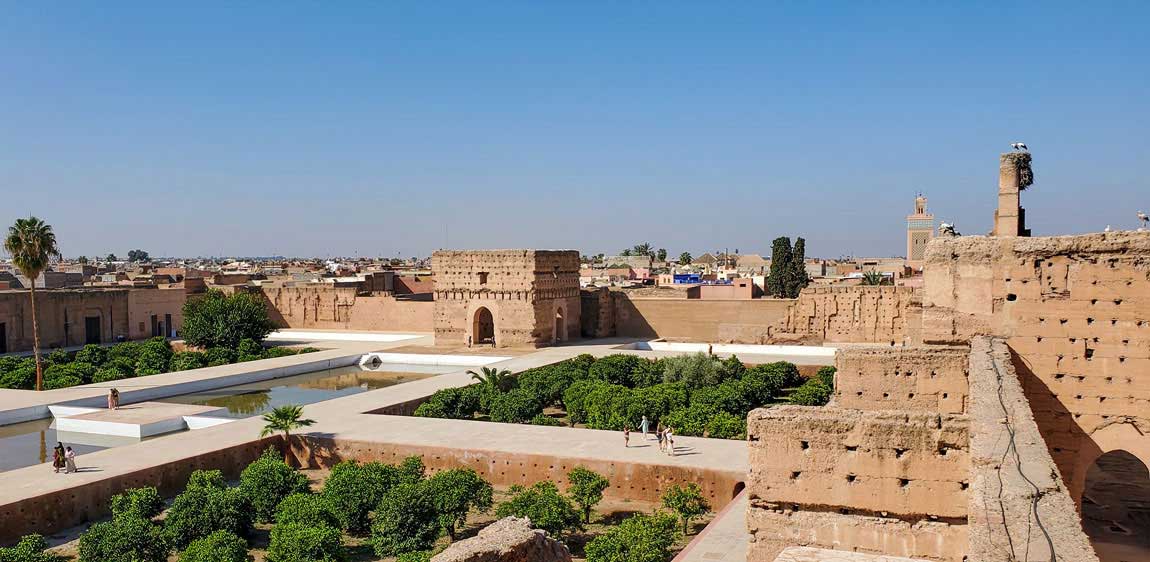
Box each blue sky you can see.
[1,2,1146,259]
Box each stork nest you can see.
[1005,152,1035,190]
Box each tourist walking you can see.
[665,427,675,456]
[656,423,665,451]
[623,426,630,448]
[640,415,649,440]
[64,447,77,473]
[107,388,120,410]
[52,442,65,473]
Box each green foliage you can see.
[135,348,169,375]
[370,482,441,556]
[761,361,802,388]
[817,366,836,389]
[92,366,128,384]
[529,414,563,426]
[321,460,400,535]
[662,404,716,437]
[494,481,581,537]
[262,346,299,359]
[632,383,689,426]
[275,493,340,529]
[205,346,237,366]
[719,355,746,380]
[0,534,62,562]
[267,523,345,562]
[107,342,141,362]
[413,386,479,420]
[516,365,575,408]
[584,511,680,562]
[588,355,643,387]
[178,530,250,562]
[74,344,107,366]
[661,353,723,389]
[583,383,635,430]
[239,449,311,523]
[426,468,493,539]
[127,249,150,263]
[468,366,516,393]
[767,236,810,298]
[489,388,543,423]
[0,358,35,390]
[567,466,609,523]
[182,290,275,349]
[110,487,163,520]
[789,378,832,406]
[170,351,208,372]
[397,455,426,485]
[705,411,747,439]
[563,379,607,425]
[78,515,169,562]
[678,251,692,265]
[690,381,752,416]
[163,470,253,548]
[661,483,711,534]
[44,362,94,386]
[629,358,665,388]
[42,375,82,390]
[46,349,71,365]
[570,353,596,375]
[861,270,889,286]
[237,338,264,357]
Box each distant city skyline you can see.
[2,3,1146,259]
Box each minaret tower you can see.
[906,193,934,271]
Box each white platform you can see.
[267,331,425,343]
[52,402,233,438]
[358,352,513,368]
[620,341,837,358]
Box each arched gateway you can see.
[473,307,495,345]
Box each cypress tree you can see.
[788,237,811,298]
[767,237,792,297]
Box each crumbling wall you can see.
[746,406,969,561]
[966,337,1099,562]
[834,346,970,414]
[922,232,1150,498]
[782,286,921,345]
[259,286,434,332]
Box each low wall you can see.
[746,406,970,561]
[966,337,1099,562]
[833,346,970,414]
[296,434,745,511]
[783,286,921,345]
[612,295,793,342]
[260,286,434,332]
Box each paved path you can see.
[674,491,749,562]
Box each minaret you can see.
[906,193,934,271]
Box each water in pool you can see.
[0,363,450,472]
[156,364,444,418]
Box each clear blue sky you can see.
[1,2,1146,259]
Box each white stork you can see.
[1139,211,1148,230]
[1011,142,1029,152]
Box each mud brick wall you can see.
[834,346,970,414]
[922,232,1150,501]
[746,405,969,561]
[783,286,921,345]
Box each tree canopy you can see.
[182,290,275,349]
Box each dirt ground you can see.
[46,468,712,561]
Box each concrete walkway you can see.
[674,491,749,562]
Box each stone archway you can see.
[554,307,566,343]
[473,307,495,345]
[1081,450,1150,561]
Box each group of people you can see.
[51,442,78,474]
[623,415,676,456]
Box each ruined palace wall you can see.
[0,289,130,352]
[922,232,1150,498]
[746,406,970,561]
[260,286,433,332]
[833,346,970,414]
[966,337,1099,562]
[611,295,793,342]
[783,286,921,345]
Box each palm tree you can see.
[468,366,514,392]
[4,217,61,391]
[259,404,315,465]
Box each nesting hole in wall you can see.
[960,482,969,490]
[895,448,907,458]
[790,471,801,480]
[846,445,858,452]
[1060,319,1068,325]
[899,478,910,488]
[1006,293,1017,301]
[846,474,857,483]
[938,447,949,457]
[800,440,809,450]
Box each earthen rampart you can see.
[833,346,970,414]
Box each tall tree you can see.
[656,248,667,262]
[4,217,61,391]
[632,242,653,257]
[767,237,792,297]
[128,249,150,262]
[788,237,811,297]
[678,252,692,265]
